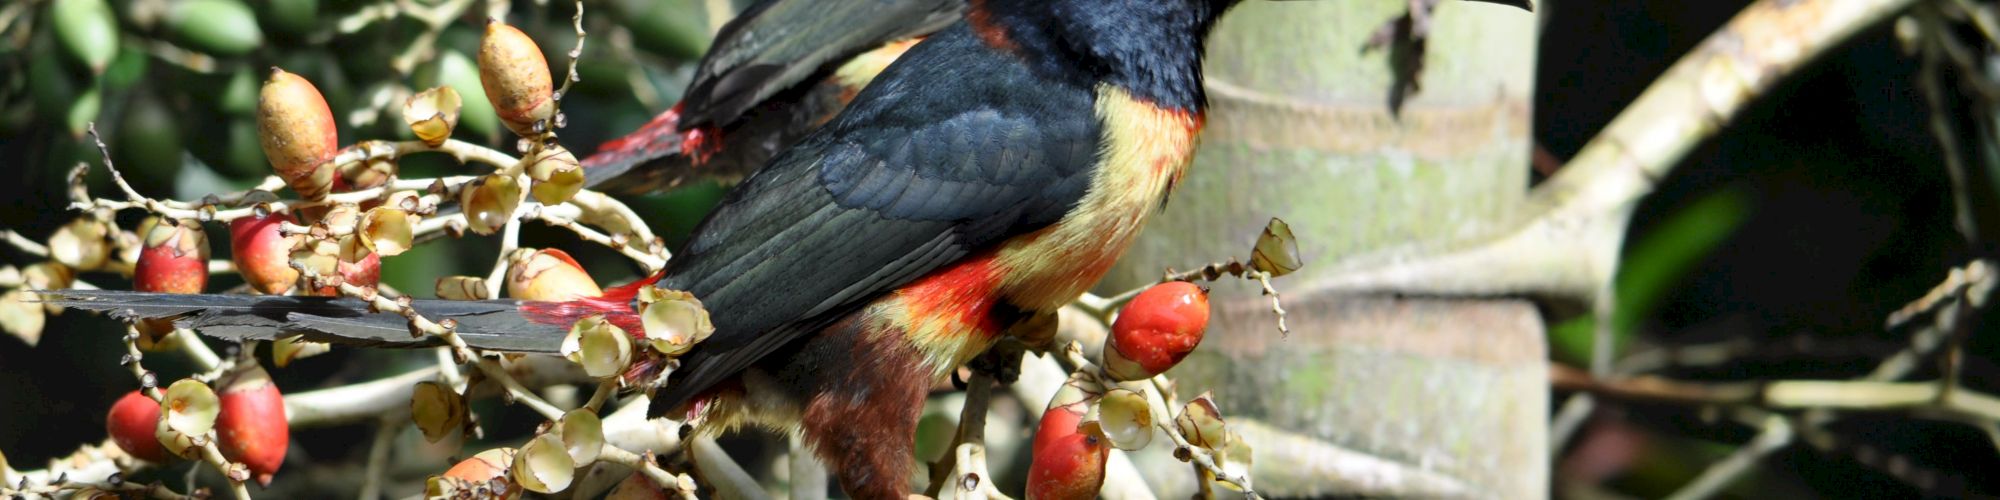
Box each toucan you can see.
[51,0,1531,496]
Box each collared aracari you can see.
[51,0,1530,496]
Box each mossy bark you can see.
[1097,1,1547,497]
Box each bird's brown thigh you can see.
[795,314,931,499]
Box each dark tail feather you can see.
[37,289,568,353]
[583,105,699,196]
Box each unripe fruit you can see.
[478,21,555,137]
[165,0,263,57]
[256,68,338,200]
[1103,282,1210,381]
[215,364,287,486]
[1026,401,1107,500]
[51,0,119,73]
[106,391,167,462]
[230,212,301,295]
[134,220,209,294]
[506,248,599,301]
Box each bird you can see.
[50,0,1532,496]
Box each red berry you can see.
[106,391,167,462]
[134,221,209,294]
[1104,281,1210,381]
[1025,401,1107,500]
[229,213,301,295]
[215,365,288,486]
[431,448,521,499]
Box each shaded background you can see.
[0,0,1991,497]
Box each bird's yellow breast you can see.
[994,85,1203,311]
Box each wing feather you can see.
[648,26,1102,412]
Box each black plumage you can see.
[649,23,1103,413]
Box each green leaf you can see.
[1550,187,1752,364]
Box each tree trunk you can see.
[1098,1,1546,497]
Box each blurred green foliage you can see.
[1550,187,1751,365]
[0,0,734,283]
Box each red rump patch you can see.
[519,272,662,337]
[898,253,1003,335]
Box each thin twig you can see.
[356,416,398,500]
[1664,416,1793,500]
[0,230,49,257]
[530,205,667,271]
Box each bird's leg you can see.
[796,316,931,498]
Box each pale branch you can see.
[484,215,524,301]
[473,358,565,420]
[171,329,224,375]
[1913,2,2000,244]
[600,395,684,456]
[1306,0,1921,301]
[583,379,617,413]
[787,432,828,500]
[566,190,666,257]
[1870,261,1993,382]
[552,0,587,112]
[1885,260,1993,331]
[1551,365,2000,424]
[689,435,768,500]
[1663,414,1793,500]
[388,0,474,73]
[285,367,440,427]
[433,347,467,392]
[1,230,49,257]
[598,445,698,498]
